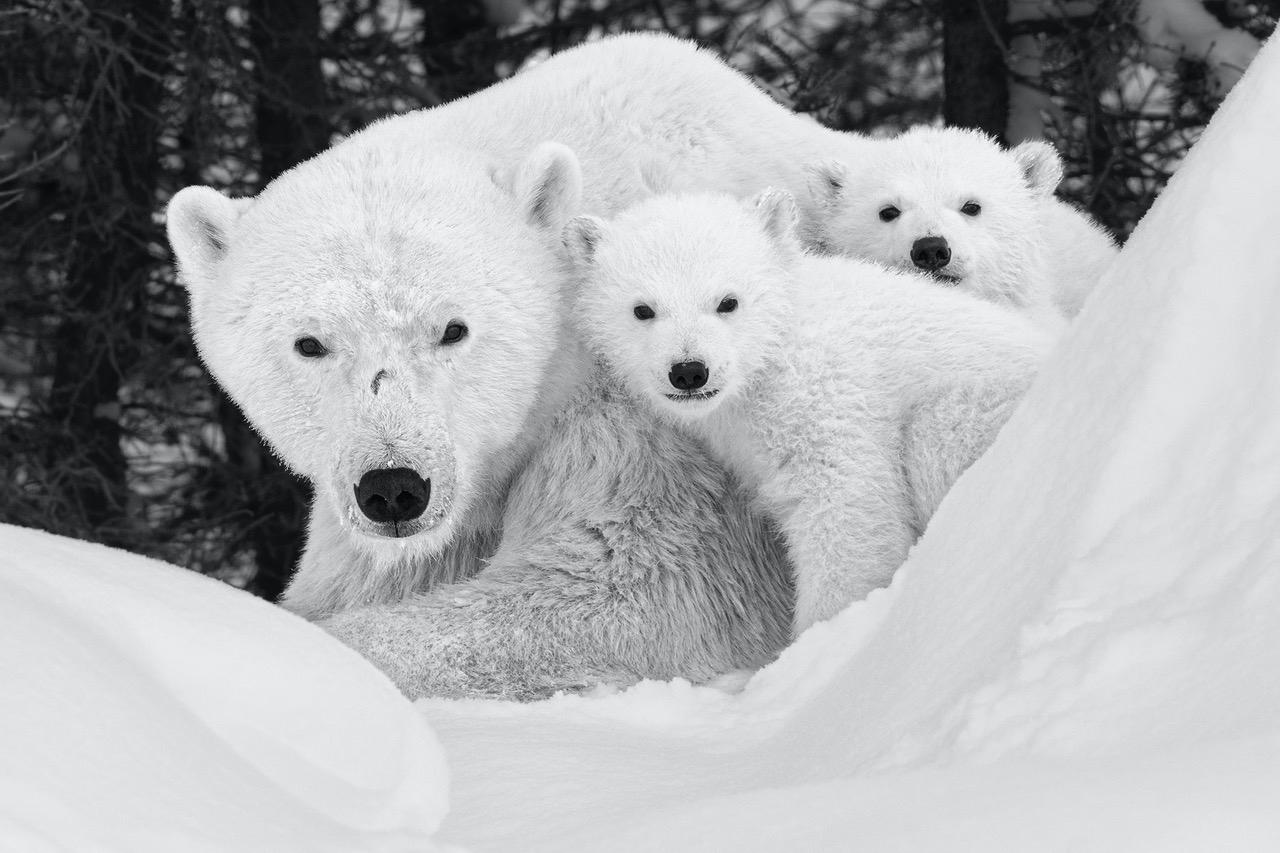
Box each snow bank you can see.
[0,524,448,852]
[420,33,1280,852]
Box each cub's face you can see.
[167,143,581,564]
[568,191,798,423]
[815,128,1062,305]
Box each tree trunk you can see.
[942,0,1011,141]
[250,0,330,182]
[411,0,499,102]
[47,1,169,545]
[231,0,330,599]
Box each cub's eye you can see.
[878,205,901,223]
[633,304,655,321]
[441,322,468,344]
[716,297,738,314]
[961,201,982,217]
[294,337,328,358]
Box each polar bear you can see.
[1038,197,1121,317]
[164,33,878,698]
[566,191,1050,634]
[808,126,1117,325]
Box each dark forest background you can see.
[2,0,1275,599]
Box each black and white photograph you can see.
[2,0,1278,849]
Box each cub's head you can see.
[812,126,1062,306]
[565,190,798,422]
[166,141,581,564]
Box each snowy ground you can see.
[0,527,446,852]
[4,32,1279,853]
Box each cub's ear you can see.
[562,215,607,271]
[166,186,251,292]
[514,141,582,231]
[806,159,849,208]
[1010,140,1064,198]
[748,187,800,253]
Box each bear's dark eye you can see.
[441,322,468,344]
[717,297,738,314]
[879,205,901,223]
[633,304,655,321]
[961,201,982,217]
[294,337,328,358]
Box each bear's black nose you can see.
[354,467,430,524]
[911,236,951,271]
[669,361,709,391]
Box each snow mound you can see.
[0,524,448,852]
[420,33,1280,852]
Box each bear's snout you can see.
[910,236,951,271]
[669,361,709,391]
[354,467,431,525]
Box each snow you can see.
[0,524,448,852]
[4,31,1280,853]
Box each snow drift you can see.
[3,32,1280,853]
[0,525,447,852]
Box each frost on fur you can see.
[810,126,1114,325]
[573,191,1051,635]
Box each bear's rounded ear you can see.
[563,214,606,270]
[166,186,251,292]
[514,141,582,232]
[1010,140,1064,198]
[806,159,849,208]
[749,187,800,253]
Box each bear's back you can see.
[789,255,1050,395]
[332,34,862,217]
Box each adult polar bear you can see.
[168,34,865,699]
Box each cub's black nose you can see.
[354,467,430,524]
[669,361,709,391]
[911,236,951,271]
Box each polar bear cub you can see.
[567,191,1051,635]
[809,126,1117,325]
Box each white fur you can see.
[811,126,1117,327]
[572,192,1051,635]
[165,34,873,616]
[160,33,894,695]
[1040,197,1120,317]
[168,142,579,595]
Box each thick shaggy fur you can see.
[569,192,1050,634]
[810,126,1117,325]
[163,34,860,697]
[323,378,793,699]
